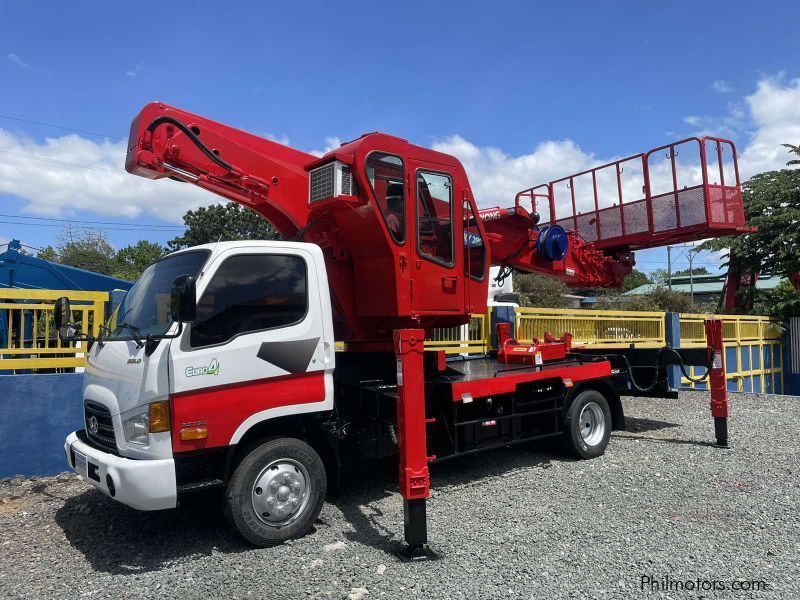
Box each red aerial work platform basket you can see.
[516,136,746,251]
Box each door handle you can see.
[442,276,458,291]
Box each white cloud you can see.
[124,63,145,78]
[432,135,597,209]
[264,132,291,146]
[431,75,799,216]
[737,74,800,178]
[677,104,747,140]
[0,130,212,222]
[7,53,28,68]
[713,79,733,94]
[1,74,797,233]
[310,136,342,158]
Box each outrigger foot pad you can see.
[397,544,439,562]
[713,416,729,448]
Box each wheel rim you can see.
[251,458,310,527]
[579,401,606,447]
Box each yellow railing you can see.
[0,289,108,372]
[679,314,783,347]
[0,287,783,394]
[515,307,666,348]
[679,313,783,392]
[427,313,491,355]
[429,308,782,394]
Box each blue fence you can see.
[0,373,83,477]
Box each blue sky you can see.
[2,1,799,277]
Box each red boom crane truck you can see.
[57,103,747,559]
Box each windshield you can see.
[107,250,209,339]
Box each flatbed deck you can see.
[434,355,614,401]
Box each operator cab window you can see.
[416,171,454,266]
[463,201,487,280]
[190,254,307,348]
[365,152,405,244]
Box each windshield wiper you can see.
[117,322,144,348]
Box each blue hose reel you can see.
[536,224,569,261]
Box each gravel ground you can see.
[1,391,798,599]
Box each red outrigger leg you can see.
[704,320,729,447]
[393,329,436,560]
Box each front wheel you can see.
[224,437,326,547]
[562,389,612,459]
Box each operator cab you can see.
[305,133,489,334]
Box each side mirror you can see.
[54,297,76,340]
[170,275,197,323]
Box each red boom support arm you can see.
[126,102,315,238]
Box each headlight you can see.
[122,405,150,444]
[122,400,170,444]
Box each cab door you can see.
[409,161,464,315]
[168,244,334,452]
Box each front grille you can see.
[84,401,117,452]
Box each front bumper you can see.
[64,431,177,511]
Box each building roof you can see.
[625,273,785,296]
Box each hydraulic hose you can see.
[604,347,711,393]
[146,115,234,172]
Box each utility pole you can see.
[667,245,672,291]
[688,247,697,310]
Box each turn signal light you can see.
[148,401,171,433]
[180,427,208,441]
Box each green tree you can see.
[783,143,800,166]
[622,269,651,292]
[649,268,669,285]
[167,202,279,251]
[514,272,570,308]
[37,245,58,262]
[49,227,118,275]
[596,286,693,312]
[114,240,166,281]
[700,145,800,281]
[752,280,800,322]
[672,266,709,277]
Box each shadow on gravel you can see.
[616,416,717,448]
[614,434,718,448]
[334,440,570,556]
[54,418,694,568]
[623,416,681,433]
[55,488,249,574]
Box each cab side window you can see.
[190,254,307,348]
[365,153,405,244]
[463,201,487,280]
[417,171,454,266]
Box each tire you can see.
[562,389,612,459]
[224,437,326,547]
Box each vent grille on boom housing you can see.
[309,163,335,203]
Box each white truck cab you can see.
[64,241,335,533]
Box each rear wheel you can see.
[562,389,612,459]
[224,437,326,546]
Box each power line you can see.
[0,113,126,141]
[0,213,185,229]
[0,149,123,174]
[3,219,184,232]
